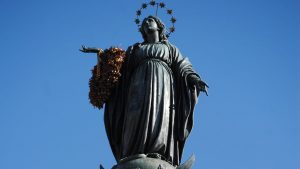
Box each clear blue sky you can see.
[0,0,299,169]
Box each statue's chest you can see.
[135,43,170,60]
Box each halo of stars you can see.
[135,0,176,38]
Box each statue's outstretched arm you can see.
[79,45,103,53]
[80,45,104,63]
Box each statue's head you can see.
[140,15,167,42]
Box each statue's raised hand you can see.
[79,45,101,53]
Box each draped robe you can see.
[104,41,201,166]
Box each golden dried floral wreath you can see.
[89,47,126,109]
[135,0,176,38]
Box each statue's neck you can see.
[146,31,159,43]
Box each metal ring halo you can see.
[135,0,176,38]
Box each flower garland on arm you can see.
[80,46,125,109]
[89,47,125,109]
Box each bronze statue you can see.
[81,2,208,169]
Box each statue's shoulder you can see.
[128,43,142,50]
[126,43,141,56]
[163,41,179,53]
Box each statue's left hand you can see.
[188,75,209,96]
[197,80,209,96]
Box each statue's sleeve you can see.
[169,44,201,142]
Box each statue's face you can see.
[142,17,159,35]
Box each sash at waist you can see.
[137,57,171,68]
[132,57,173,77]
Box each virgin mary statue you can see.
[104,15,208,166]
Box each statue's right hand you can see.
[79,45,101,53]
[79,45,88,53]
